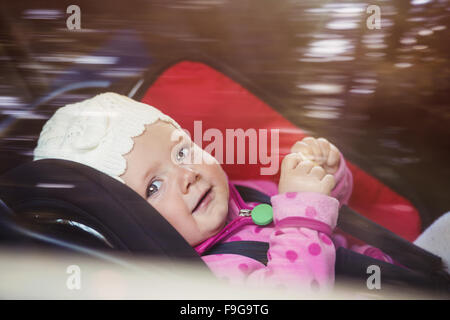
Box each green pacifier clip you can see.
[251,204,273,226]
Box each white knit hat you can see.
[34,92,181,183]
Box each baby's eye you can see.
[176,146,190,162]
[147,180,162,198]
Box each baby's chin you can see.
[211,204,229,233]
[193,204,228,243]
[196,223,226,246]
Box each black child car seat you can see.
[0,158,208,269]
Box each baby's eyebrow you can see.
[170,130,189,145]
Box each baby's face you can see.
[120,121,229,246]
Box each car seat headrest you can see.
[0,159,202,262]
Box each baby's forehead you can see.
[142,120,191,145]
[123,120,189,175]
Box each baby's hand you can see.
[290,137,340,174]
[278,153,336,195]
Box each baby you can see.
[34,92,353,292]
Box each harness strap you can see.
[203,240,269,265]
[234,185,271,205]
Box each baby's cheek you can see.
[151,196,189,224]
[171,211,206,245]
[191,214,216,242]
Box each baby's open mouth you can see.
[192,187,212,214]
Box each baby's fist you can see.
[279,153,336,195]
[290,137,340,174]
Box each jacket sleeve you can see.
[330,152,353,206]
[245,192,339,292]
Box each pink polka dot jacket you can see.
[194,154,356,292]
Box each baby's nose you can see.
[180,166,199,194]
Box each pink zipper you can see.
[194,216,254,254]
[228,182,252,210]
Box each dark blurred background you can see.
[0,0,449,229]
